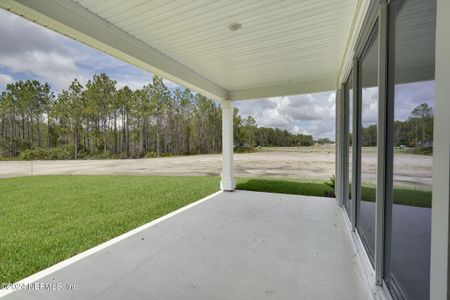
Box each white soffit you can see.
[0,0,357,100]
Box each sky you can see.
[0,9,435,140]
[235,92,336,139]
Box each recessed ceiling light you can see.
[228,23,242,32]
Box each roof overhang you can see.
[0,0,365,100]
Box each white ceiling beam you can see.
[227,77,336,100]
[0,0,228,100]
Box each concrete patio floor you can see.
[5,191,372,300]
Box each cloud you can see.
[361,87,379,127]
[394,81,434,120]
[279,94,332,121]
[1,51,82,90]
[292,126,310,135]
[0,10,86,90]
[116,78,150,90]
[360,81,434,127]
[0,9,185,93]
[0,73,15,88]
[259,97,293,127]
[236,91,336,139]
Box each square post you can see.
[430,0,450,298]
[220,100,235,191]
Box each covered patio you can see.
[4,191,371,300]
[0,0,449,299]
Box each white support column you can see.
[430,0,450,298]
[220,100,235,191]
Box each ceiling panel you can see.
[1,0,358,99]
[73,0,356,93]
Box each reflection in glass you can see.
[357,32,378,263]
[388,0,435,299]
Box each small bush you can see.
[145,151,158,158]
[19,148,72,160]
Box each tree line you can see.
[360,103,433,150]
[0,74,316,160]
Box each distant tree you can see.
[243,116,257,147]
[410,103,433,149]
[52,79,85,158]
[362,124,377,147]
[85,73,116,154]
[317,138,333,144]
[115,86,133,155]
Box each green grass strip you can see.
[236,178,333,197]
[237,178,431,208]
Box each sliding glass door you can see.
[357,28,379,264]
[386,0,436,299]
[339,2,437,298]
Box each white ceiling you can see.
[0,0,359,100]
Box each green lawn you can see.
[237,178,432,208]
[0,175,219,285]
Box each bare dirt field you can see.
[0,146,432,189]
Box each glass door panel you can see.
[387,0,436,298]
[357,30,379,263]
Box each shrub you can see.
[19,148,72,160]
[76,150,89,159]
[145,151,158,158]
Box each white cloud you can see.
[116,79,147,90]
[280,94,328,121]
[1,51,82,90]
[257,96,294,127]
[236,91,336,139]
[0,74,15,88]
[0,10,87,91]
[0,9,159,92]
[292,125,310,135]
[361,87,378,126]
